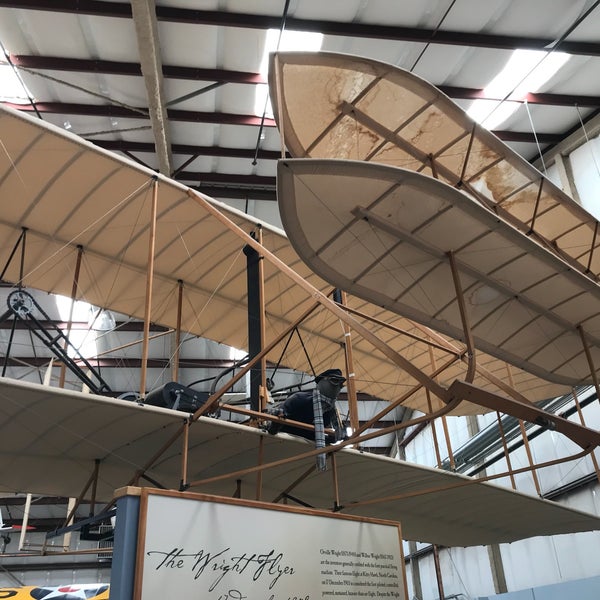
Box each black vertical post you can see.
[244,238,262,412]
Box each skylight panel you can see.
[254,29,323,118]
[0,63,32,103]
[467,49,570,130]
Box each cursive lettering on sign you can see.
[146,546,295,592]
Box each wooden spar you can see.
[429,346,455,470]
[586,221,599,273]
[340,302,550,407]
[458,125,476,185]
[447,379,600,450]
[342,102,428,167]
[528,178,544,234]
[125,421,187,488]
[447,251,476,383]
[59,245,84,388]
[339,290,359,432]
[309,81,382,157]
[18,228,27,285]
[344,446,593,510]
[353,355,459,437]
[274,53,286,160]
[89,458,99,516]
[392,316,536,405]
[186,189,452,405]
[339,304,463,355]
[428,153,438,179]
[140,177,159,398]
[578,325,600,402]
[62,459,100,528]
[441,415,456,471]
[172,279,184,382]
[186,399,462,490]
[223,403,335,436]
[572,386,600,483]
[271,465,316,503]
[192,299,324,419]
[496,411,517,490]
[432,545,446,600]
[504,364,541,494]
[92,328,174,358]
[427,389,443,468]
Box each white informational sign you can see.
[135,490,406,600]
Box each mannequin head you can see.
[315,368,346,399]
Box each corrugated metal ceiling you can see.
[0,0,598,210]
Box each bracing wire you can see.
[576,104,600,180]
[523,100,547,175]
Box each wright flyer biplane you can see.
[1,51,600,595]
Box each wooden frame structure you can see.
[1,89,600,548]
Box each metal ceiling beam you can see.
[2,1,600,56]
[130,0,172,176]
[0,320,169,331]
[193,185,276,201]
[12,54,600,109]
[94,139,283,161]
[179,172,275,186]
[10,54,265,84]
[440,86,600,109]
[3,101,276,127]
[1,357,247,368]
[493,130,563,144]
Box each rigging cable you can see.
[479,0,600,130]
[408,0,457,73]
[576,104,600,180]
[251,0,291,166]
[523,99,547,174]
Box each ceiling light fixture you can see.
[253,29,323,118]
[0,63,32,103]
[467,49,570,130]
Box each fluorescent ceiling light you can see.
[254,29,323,118]
[467,49,570,130]
[0,63,32,103]
[54,295,99,358]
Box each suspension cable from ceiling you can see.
[480,0,600,130]
[252,0,291,167]
[408,0,457,73]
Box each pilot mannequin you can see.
[266,368,346,443]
